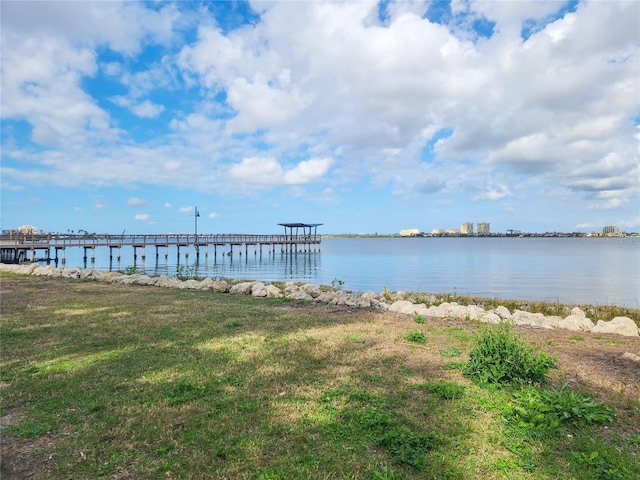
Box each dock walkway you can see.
[0,232,321,265]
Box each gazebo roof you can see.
[278,223,323,228]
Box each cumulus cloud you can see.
[283,158,333,185]
[111,96,165,118]
[134,213,150,221]
[208,212,220,219]
[229,156,332,186]
[126,196,148,207]
[1,0,638,229]
[179,206,193,213]
[474,184,512,201]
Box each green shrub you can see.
[176,265,204,281]
[462,325,556,387]
[440,348,461,357]
[406,331,427,344]
[118,265,141,275]
[414,315,425,324]
[505,383,613,433]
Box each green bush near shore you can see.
[1,274,639,479]
[462,324,556,387]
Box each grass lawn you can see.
[1,273,639,479]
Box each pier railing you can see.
[0,233,321,264]
[0,233,321,247]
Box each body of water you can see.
[39,236,639,308]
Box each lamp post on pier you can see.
[194,206,200,237]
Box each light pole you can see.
[194,206,200,237]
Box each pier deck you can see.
[0,232,321,265]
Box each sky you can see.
[1,0,639,235]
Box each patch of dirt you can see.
[0,433,56,480]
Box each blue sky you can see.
[1,0,638,235]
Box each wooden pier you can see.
[0,224,322,266]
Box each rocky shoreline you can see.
[2,263,638,338]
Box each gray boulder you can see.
[558,314,594,332]
[283,284,313,301]
[423,305,445,318]
[302,284,323,298]
[479,312,502,324]
[466,305,487,320]
[493,306,512,319]
[511,310,551,329]
[251,282,268,297]
[388,300,417,315]
[210,280,230,293]
[591,317,639,337]
[264,284,284,298]
[443,304,470,320]
[229,281,256,295]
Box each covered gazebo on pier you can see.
[278,223,323,250]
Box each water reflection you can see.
[114,246,322,284]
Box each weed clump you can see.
[462,325,556,387]
[504,383,613,433]
[406,331,427,344]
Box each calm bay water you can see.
[48,236,639,308]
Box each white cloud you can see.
[126,196,148,207]
[0,1,180,56]
[134,213,150,221]
[588,198,625,210]
[575,222,595,229]
[208,212,220,219]
[132,100,164,118]
[164,161,181,171]
[179,206,193,213]
[618,216,640,228]
[473,184,512,201]
[164,202,172,209]
[283,158,333,185]
[229,157,283,186]
[229,156,332,187]
[111,96,165,118]
[1,0,638,229]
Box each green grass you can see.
[1,273,639,479]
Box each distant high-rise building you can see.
[477,223,490,235]
[399,228,420,237]
[461,223,473,235]
[602,225,619,235]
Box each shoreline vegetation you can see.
[1,271,639,479]
[1,263,639,330]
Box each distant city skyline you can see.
[1,1,638,235]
